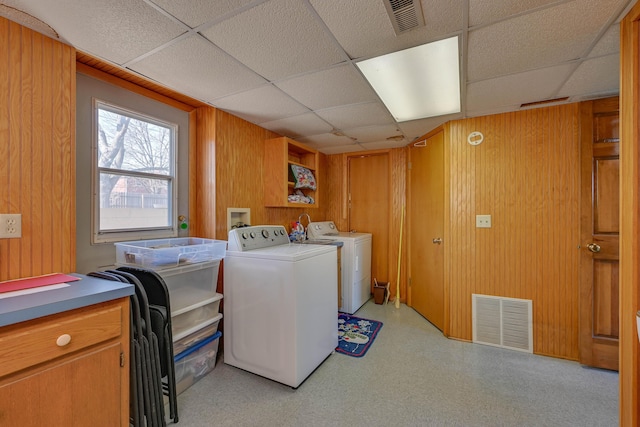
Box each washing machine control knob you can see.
[262,229,270,238]
[250,232,256,238]
[241,232,249,240]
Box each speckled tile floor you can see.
[170,301,618,427]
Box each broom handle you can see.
[395,205,404,308]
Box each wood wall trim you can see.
[619,2,640,424]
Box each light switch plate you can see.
[0,214,22,238]
[476,214,491,228]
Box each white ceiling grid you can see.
[4,0,636,154]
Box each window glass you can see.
[94,100,177,242]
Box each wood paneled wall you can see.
[193,107,333,241]
[0,18,76,281]
[445,105,581,359]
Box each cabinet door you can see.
[0,342,122,427]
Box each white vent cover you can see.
[472,294,533,353]
[383,0,425,35]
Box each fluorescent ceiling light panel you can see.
[356,36,461,122]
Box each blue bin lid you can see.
[174,330,221,362]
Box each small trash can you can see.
[373,282,388,304]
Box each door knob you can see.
[587,243,601,253]
[432,238,442,244]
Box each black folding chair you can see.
[108,270,166,427]
[117,266,179,423]
[88,271,145,427]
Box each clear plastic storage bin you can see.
[173,310,222,344]
[115,237,226,269]
[173,320,221,355]
[174,331,221,395]
[172,306,222,340]
[156,261,221,314]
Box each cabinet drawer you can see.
[0,301,123,377]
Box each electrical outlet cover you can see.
[476,214,491,228]
[0,214,22,238]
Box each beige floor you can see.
[171,301,618,427]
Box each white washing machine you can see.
[307,221,372,314]
[224,225,338,388]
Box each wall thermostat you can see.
[467,131,484,145]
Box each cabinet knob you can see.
[56,334,72,347]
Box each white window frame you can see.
[92,98,179,244]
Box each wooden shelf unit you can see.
[264,137,319,208]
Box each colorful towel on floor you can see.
[337,313,383,357]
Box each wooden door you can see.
[408,130,445,330]
[579,97,619,371]
[348,154,389,286]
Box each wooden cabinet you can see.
[0,298,130,426]
[264,137,319,208]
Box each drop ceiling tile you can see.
[469,0,558,27]
[467,0,625,81]
[298,133,355,149]
[316,103,394,131]
[310,0,463,60]
[318,144,365,155]
[0,2,59,39]
[200,0,346,80]
[15,0,186,64]
[397,114,461,141]
[589,25,620,57]
[213,85,310,124]
[149,0,255,28]
[558,55,620,98]
[260,113,333,138]
[275,65,379,110]
[343,124,404,144]
[466,64,575,113]
[130,35,266,101]
[358,139,409,150]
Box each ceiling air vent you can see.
[384,0,425,35]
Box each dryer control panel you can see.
[227,225,289,251]
[307,221,340,239]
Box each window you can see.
[93,99,178,243]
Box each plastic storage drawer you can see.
[172,304,222,340]
[174,331,221,395]
[115,237,226,269]
[156,262,221,314]
[173,312,222,353]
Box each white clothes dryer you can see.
[224,225,338,388]
[307,221,372,314]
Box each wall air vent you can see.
[472,294,533,353]
[384,0,425,35]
